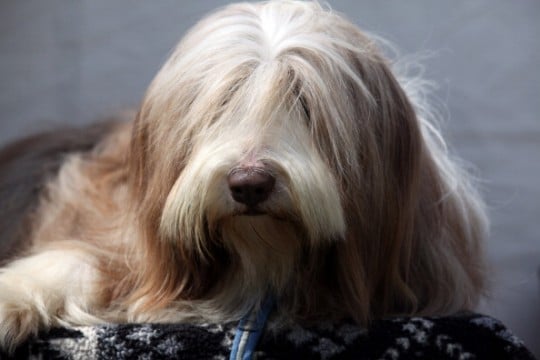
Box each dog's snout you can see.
[228,167,275,207]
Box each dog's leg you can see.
[0,247,105,352]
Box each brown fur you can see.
[0,122,119,264]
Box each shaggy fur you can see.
[0,0,487,352]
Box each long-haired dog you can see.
[0,0,487,352]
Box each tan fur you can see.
[0,1,486,351]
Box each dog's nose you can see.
[228,168,275,207]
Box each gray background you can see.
[1,0,539,356]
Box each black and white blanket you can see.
[3,313,535,359]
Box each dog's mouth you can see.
[232,205,269,216]
[241,207,267,216]
[231,207,293,224]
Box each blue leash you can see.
[229,296,275,360]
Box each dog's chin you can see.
[219,210,304,259]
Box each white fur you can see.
[0,249,103,352]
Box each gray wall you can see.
[1,1,539,355]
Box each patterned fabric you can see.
[4,313,535,360]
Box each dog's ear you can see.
[335,52,485,321]
[122,105,225,313]
[333,54,421,321]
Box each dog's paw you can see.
[0,298,43,353]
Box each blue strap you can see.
[229,296,275,360]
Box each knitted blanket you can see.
[3,313,535,359]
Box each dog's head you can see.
[126,1,486,322]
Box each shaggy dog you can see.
[0,0,487,352]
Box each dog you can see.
[0,0,487,352]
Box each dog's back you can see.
[0,122,117,264]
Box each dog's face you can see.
[125,1,485,322]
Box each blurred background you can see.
[1,0,538,356]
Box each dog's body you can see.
[0,1,487,352]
